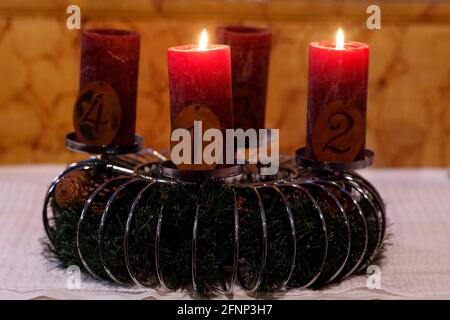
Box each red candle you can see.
[167,29,233,170]
[75,29,140,147]
[216,25,272,131]
[306,29,369,162]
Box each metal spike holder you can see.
[43,136,386,295]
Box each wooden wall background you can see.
[0,0,449,167]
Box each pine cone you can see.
[55,170,91,209]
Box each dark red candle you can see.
[75,29,140,147]
[306,29,369,162]
[216,25,272,130]
[167,30,233,170]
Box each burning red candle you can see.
[167,29,233,170]
[306,29,369,162]
[216,25,272,131]
[75,29,140,147]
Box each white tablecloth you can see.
[1,165,449,299]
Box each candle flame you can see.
[198,28,208,51]
[336,28,344,50]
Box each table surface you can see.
[1,165,449,300]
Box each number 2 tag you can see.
[311,99,364,162]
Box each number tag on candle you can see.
[73,81,121,146]
[312,99,364,162]
[171,104,222,170]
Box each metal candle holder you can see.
[42,139,386,295]
[65,132,144,156]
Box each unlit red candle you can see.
[306,29,369,162]
[216,25,272,131]
[77,29,140,147]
